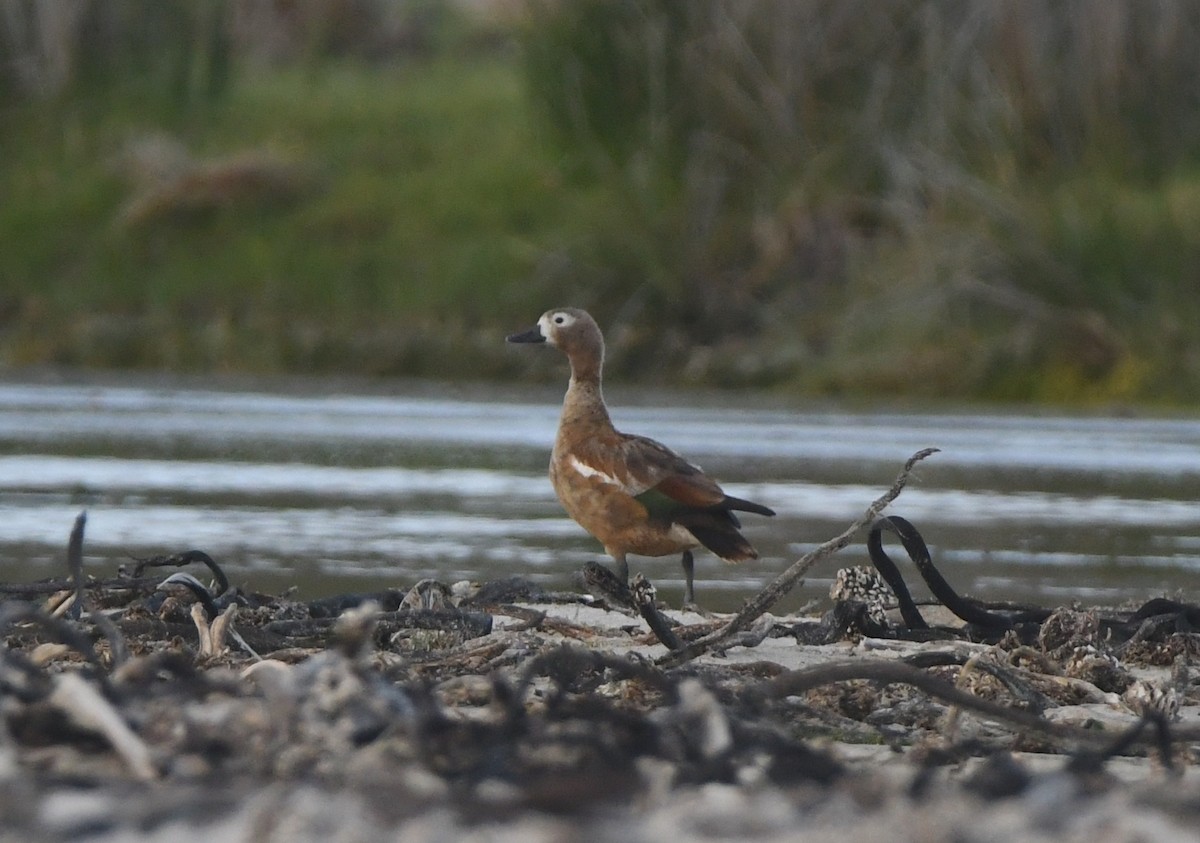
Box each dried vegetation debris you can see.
[1,554,1200,842]
[4,455,1200,839]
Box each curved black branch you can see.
[658,448,940,668]
[870,516,1052,634]
[156,572,221,620]
[134,550,229,598]
[866,517,928,629]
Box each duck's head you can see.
[507,308,604,361]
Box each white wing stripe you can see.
[568,455,640,492]
[568,454,619,484]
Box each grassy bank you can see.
[1,54,578,378]
[3,1,1200,405]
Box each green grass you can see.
[0,55,590,375]
[5,3,1200,406]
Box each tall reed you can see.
[520,0,1200,397]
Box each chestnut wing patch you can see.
[653,473,727,509]
[616,433,732,523]
[570,431,750,523]
[619,434,724,500]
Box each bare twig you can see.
[88,610,130,668]
[66,511,86,620]
[0,601,103,670]
[48,673,157,781]
[0,576,162,597]
[190,602,216,659]
[657,448,939,667]
[134,550,230,598]
[769,659,1109,748]
[158,572,220,620]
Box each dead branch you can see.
[66,511,86,620]
[657,447,939,667]
[631,574,683,651]
[769,659,1110,748]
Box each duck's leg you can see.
[681,550,695,606]
[613,553,629,584]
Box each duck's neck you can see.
[560,356,612,430]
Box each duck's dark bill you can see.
[506,327,546,343]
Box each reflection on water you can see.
[0,377,1197,611]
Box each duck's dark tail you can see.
[723,494,775,518]
[675,511,760,563]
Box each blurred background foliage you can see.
[2,0,1199,404]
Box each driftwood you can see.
[860,513,1200,649]
[769,659,1164,755]
[657,447,940,667]
[3,467,1200,840]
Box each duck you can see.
[507,307,774,605]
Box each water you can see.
[1,376,1198,612]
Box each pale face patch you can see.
[538,310,577,345]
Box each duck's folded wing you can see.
[618,434,775,517]
[618,434,727,507]
[570,432,746,513]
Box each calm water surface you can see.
[1,376,1198,612]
